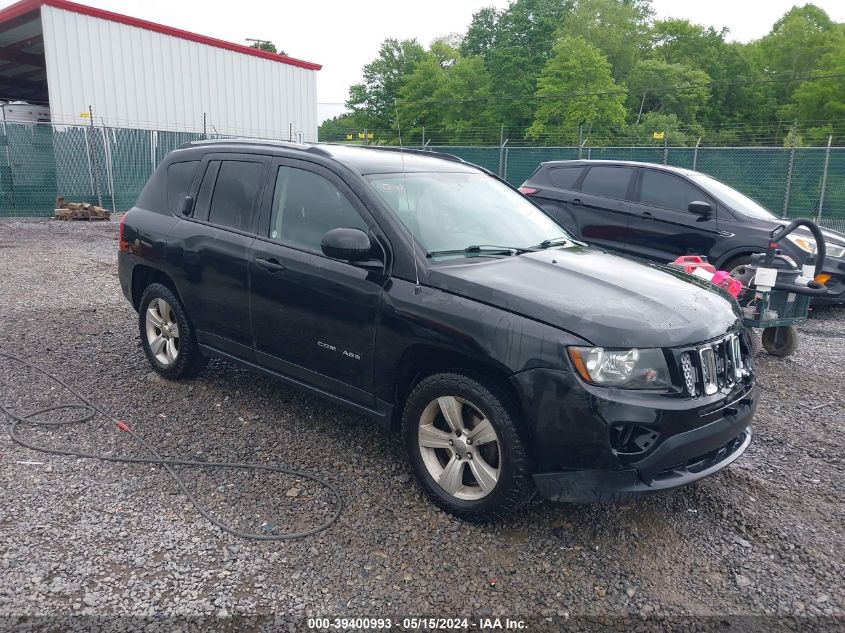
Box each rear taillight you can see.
[518,186,538,196]
[118,213,130,253]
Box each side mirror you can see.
[688,201,712,218]
[321,227,372,262]
[178,195,194,216]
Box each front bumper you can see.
[511,368,757,503]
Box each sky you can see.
[5,0,845,122]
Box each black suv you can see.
[520,160,845,304]
[118,141,756,521]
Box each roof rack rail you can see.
[176,139,332,157]
[349,145,466,164]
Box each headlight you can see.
[785,234,845,258]
[786,234,816,253]
[567,347,671,389]
[827,243,845,259]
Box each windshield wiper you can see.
[426,244,533,258]
[536,236,571,249]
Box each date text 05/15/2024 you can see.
[307,617,527,630]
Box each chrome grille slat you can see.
[683,334,748,398]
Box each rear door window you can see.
[207,160,264,233]
[580,166,634,200]
[547,166,584,190]
[166,161,199,213]
[638,170,710,212]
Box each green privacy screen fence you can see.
[1,121,844,233]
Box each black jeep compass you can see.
[118,141,757,521]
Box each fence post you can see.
[87,105,103,208]
[100,123,116,213]
[782,146,795,219]
[662,131,668,165]
[498,123,506,178]
[578,124,583,159]
[816,135,833,224]
[502,146,509,182]
[692,137,701,171]
[421,126,425,148]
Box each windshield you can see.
[367,172,570,257]
[691,174,777,220]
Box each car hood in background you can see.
[427,246,742,348]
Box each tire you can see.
[138,282,207,379]
[761,326,798,357]
[402,371,534,522]
[724,254,753,279]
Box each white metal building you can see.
[0,0,321,139]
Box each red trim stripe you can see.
[0,0,322,70]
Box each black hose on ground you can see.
[0,350,343,540]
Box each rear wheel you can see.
[402,372,534,522]
[139,283,207,379]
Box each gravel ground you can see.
[0,218,843,631]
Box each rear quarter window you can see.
[547,166,583,190]
[166,161,199,213]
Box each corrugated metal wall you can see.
[40,5,318,140]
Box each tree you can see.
[786,46,845,143]
[397,52,448,140]
[434,56,497,143]
[625,59,711,125]
[346,38,427,131]
[248,40,286,55]
[486,0,574,131]
[527,36,627,144]
[564,0,653,81]
[459,6,500,61]
[757,4,843,101]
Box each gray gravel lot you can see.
[0,218,843,630]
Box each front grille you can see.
[679,334,750,398]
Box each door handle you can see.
[570,198,582,206]
[256,257,286,273]
[641,211,653,217]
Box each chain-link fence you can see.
[1,121,844,233]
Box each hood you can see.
[427,246,742,348]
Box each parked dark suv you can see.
[520,160,845,304]
[118,141,757,521]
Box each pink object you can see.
[711,271,742,298]
[673,255,716,275]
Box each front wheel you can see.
[761,326,798,357]
[402,372,534,522]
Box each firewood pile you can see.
[54,197,111,221]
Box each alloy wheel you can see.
[417,395,501,500]
[145,297,180,366]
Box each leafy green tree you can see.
[487,0,574,131]
[786,46,845,143]
[397,53,448,141]
[346,38,427,131]
[460,6,500,61]
[564,0,652,81]
[758,4,843,100]
[621,112,697,145]
[248,40,286,55]
[434,56,497,143]
[527,36,627,144]
[318,114,367,143]
[626,59,710,125]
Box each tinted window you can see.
[166,161,199,213]
[580,166,634,199]
[548,166,583,190]
[639,170,707,211]
[193,161,220,222]
[207,161,263,232]
[270,166,367,252]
